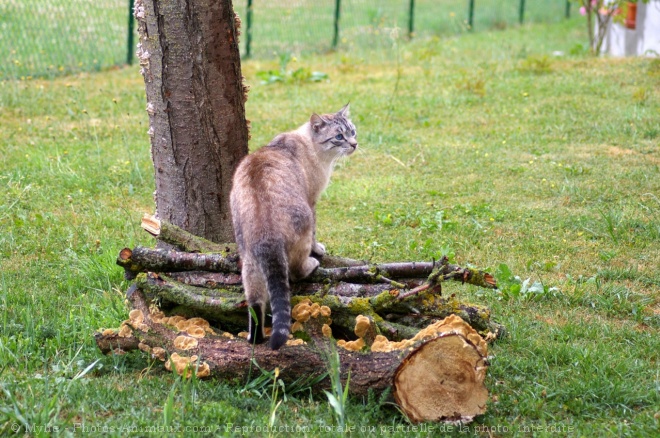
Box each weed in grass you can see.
[162,381,176,429]
[495,263,559,301]
[243,306,259,389]
[598,208,624,244]
[632,87,650,105]
[642,126,659,140]
[598,250,617,262]
[240,360,272,399]
[569,42,588,56]
[268,368,283,429]
[457,74,487,98]
[241,357,325,404]
[518,55,553,74]
[256,53,328,85]
[321,343,350,431]
[646,58,660,77]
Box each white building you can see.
[600,1,660,56]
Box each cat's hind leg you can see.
[242,258,267,344]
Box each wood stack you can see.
[95,216,504,423]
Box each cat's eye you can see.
[351,129,356,137]
[335,134,344,140]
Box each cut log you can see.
[96,286,489,423]
[117,246,240,280]
[393,333,489,422]
[141,215,366,267]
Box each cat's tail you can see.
[254,240,291,350]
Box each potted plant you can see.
[624,0,637,29]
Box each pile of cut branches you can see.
[96,216,504,423]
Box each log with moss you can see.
[134,271,503,340]
[129,215,497,288]
[96,286,490,423]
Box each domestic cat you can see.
[230,104,357,350]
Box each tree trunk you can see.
[135,0,248,243]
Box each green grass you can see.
[1,16,660,437]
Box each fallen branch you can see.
[117,246,496,290]
[141,214,231,253]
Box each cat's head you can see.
[309,104,357,158]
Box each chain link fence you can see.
[236,0,570,58]
[1,0,570,79]
[1,0,131,79]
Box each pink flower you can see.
[591,0,597,6]
[580,6,587,15]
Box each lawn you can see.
[1,15,659,437]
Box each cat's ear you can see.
[310,113,325,133]
[337,103,350,118]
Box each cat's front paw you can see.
[311,241,326,257]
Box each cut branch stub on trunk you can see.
[141,214,233,254]
[95,287,489,423]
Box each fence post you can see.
[467,0,475,31]
[246,0,253,58]
[519,0,525,24]
[408,0,415,39]
[127,0,135,65]
[332,0,342,49]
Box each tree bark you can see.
[135,0,248,243]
